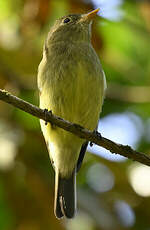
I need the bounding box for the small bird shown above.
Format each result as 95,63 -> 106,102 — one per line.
37,8 -> 106,219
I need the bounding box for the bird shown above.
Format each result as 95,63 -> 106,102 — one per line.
37,8 -> 106,219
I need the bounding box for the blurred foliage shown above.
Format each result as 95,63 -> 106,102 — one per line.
0,0 -> 150,229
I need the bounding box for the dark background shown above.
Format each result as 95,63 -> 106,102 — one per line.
0,0 -> 150,229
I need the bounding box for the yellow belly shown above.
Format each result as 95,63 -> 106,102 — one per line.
38,43 -> 105,177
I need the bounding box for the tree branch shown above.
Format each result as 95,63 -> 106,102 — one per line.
0,88 -> 150,166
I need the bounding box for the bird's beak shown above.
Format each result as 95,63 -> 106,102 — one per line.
81,8 -> 100,22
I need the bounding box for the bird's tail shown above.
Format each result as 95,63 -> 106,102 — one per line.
54,169 -> 76,219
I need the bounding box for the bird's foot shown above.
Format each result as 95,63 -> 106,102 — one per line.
90,130 -> 102,147
44,109 -> 53,125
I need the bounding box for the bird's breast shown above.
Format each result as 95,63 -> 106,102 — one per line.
38,42 -> 104,131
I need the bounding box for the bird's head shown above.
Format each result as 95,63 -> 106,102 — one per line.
46,9 -> 99,45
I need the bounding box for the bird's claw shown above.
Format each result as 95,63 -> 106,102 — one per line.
95,130 -> 102,138
90,141 -> 93,147
44,109 -> 52,125
90,130 -> 102,147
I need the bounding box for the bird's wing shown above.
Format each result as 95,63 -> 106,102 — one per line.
76,141 -> 88,172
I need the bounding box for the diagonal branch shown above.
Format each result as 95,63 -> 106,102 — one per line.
0,88 -> 150,166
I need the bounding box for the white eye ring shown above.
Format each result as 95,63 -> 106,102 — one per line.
63,18 -> 71,23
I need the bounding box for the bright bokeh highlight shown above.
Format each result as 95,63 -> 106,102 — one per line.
128,163 -> 150,197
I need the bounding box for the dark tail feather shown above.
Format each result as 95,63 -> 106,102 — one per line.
54,170 -> 76,219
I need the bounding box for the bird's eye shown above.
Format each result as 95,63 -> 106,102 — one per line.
63,18 -> 71,23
